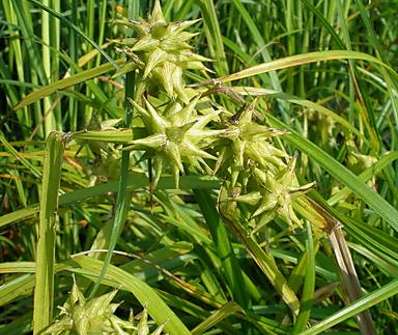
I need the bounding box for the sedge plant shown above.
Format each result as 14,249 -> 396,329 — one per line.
2,1 -> 398,335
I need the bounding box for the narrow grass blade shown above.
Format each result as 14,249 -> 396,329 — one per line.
300,279 -> 398,335
194,190 -> 249,308
14,59 -> 125,110
88,59 -> 136,297
217,50 -> 397,83
0,131 -> 41,178
0,175 -> 220,230
26,0 -> 116,68
292,222 -> 315,333
0,207 -> 39,229
0,274 -> 35,307
33,131 -> 64,334
198,0 -> 229,75
191,302 -> 241,335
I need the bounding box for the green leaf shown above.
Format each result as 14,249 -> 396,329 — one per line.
194,190 -> 249,308
218,50 -> 397,83
300,279 -> 398,335
26,0 -> 117,68
191,302 -> 242,335
33,131 -> 64,334
0,174 -> 220,230
14,59 -> 125,110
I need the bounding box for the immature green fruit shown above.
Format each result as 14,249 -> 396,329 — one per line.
214,99 -> 287,183
115,0 -> 210,102
44,281 -> 166,335
127,97 -> 225,188
240,158 -> 315,232
43,282 -> 132,335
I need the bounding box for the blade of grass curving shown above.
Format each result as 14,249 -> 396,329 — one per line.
14,59 -> 125,110
0,175 -> 220,230
216,50 -> 397,83
300,278 -> 398,335
33,131 -> 64,334
191,302 -> 242,335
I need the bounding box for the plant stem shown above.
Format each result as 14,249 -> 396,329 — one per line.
33,131 -> 64,334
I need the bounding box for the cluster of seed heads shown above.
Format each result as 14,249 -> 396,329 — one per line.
63,2 -> 317,333
114,0 -> 210,103
111,1 -> 315,232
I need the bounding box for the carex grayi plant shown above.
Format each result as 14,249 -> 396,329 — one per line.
99,3 -> 375,333
106,0 -> 315,236
5,0 -> 381,334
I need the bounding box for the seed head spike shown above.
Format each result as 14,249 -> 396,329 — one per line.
150,0 -> 166,24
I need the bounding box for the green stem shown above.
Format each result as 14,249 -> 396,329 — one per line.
33,131 -> 64,334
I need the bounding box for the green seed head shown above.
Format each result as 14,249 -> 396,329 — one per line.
115,1 -> 208,102
44,281 -> 165,335
127,98 -> 223,188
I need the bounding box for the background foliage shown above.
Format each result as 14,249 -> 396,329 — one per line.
1,0 -> 398,334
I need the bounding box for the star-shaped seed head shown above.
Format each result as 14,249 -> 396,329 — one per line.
115,0 -> 210,102
126,97 -> 225,188
43,281 -> 167,335
232,157 -> 315,233
214,99 -> 287,182
43,281 -> 133,335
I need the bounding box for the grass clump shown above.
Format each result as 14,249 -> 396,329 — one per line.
1,1 -> 398,335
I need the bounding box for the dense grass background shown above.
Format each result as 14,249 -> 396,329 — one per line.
1,0 -> 398,334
